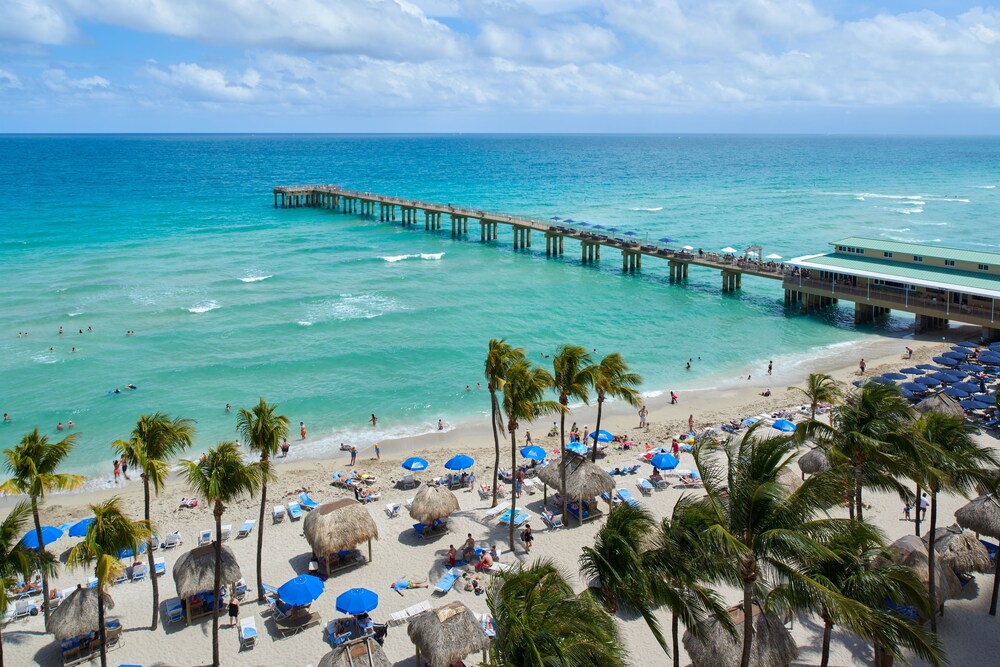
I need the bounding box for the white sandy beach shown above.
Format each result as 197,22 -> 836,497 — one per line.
4,330 -> 1000,667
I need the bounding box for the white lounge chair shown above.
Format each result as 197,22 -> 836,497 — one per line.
401,473 -> 416,489
487,561 -> 515,575
198,529 -> 212,546
273,505 -> 286,523
240,615 -> 257,649
404,497 -> 415,509
131,563 -> 148,581
385,503 -> 400,518
220,524 -> 232,541
237,519 -> 256,538
388,600 -> 432,626
154,557 -> 166,576
483,501 -> 511,521
161,531 -> 182,549
13,599 -> 36,620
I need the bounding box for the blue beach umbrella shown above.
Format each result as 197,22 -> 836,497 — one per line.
550,216 -> 561,221
68,517 -> 95,538
520,446 -> 546,461
942,351 -> 967,360
278,575 -> 325,606
624,231 -> 639,237
444,454 -> 475,471
953,382 -> 980,393
956,341 -> 979,348
851,381 -> 861,387
958,364 -> 985,373
932,356 -> 958,367
916,364 -> 941,371
588,429 -> 614,443
990,342 -> 1000,351
980,354 -> 1000,365
881,372 -> 907,381
869,377 -> 894,385
772,419 -> 797,433
900,389 -> 914,399
592,224 -> 605,230
915,377 -> 941,387
335,587 -> 378,615
930,372 -> 960,383
402,457 -> 428,471
961,399 -> 991,410
658,237 -> 673,243
900,367 -> 925,375
942,387 -> 970,398
575,221 -> 588,226
21,526 -> 63,549
566,442 -> 589,456
951,346 -> 972,355
650,453 -> 680,470
901,382 -> 927,392
117,543 -> 147,560
606,227 -> 621,232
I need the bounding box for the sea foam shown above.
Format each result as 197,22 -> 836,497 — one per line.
381,253 -> 445,262
629,206 -> 664,212
240,275 -> 273,283
188,301 -> 219,314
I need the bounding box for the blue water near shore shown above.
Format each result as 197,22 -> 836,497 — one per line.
0,135 -> 997,476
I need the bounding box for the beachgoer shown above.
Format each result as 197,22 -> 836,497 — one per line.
373,443 -> 380,460
465,385 -> 470,391
225,403 -> 230,413
670,391 -> 678,404
685,361 -> 691,371
121,460 -> 129,480
113,459 -> 121,482
859,359 -> 866,375
438,419 -> 444,431
87,326 -> 92,332
521,523 -> 533,554
300,421 -> 306,439
58,326 -> 63,335
67,420 -> 74,428
370,413 -> 377,427
57,422 -> 64,431
71,347 -> 76,353
350,446 -> 357,466
639,405 -> 648,428
582,425 -> 590,442
280,440 -> 290,457
462,533 -> 476,560
524,430 -> 532,445
919,493 -> 929,520
515,469 -> 525,498
767,360 -> 773,375
688,414 -> 694,431
3,413 -> 9,422
671,440 -> 680,457
228,597 -> 239,627
490,544 -> 499,561
903,502 -> 912,521
477,550 -> 494,571
904,346 -> 913,359
447,545 -> 457,567
391,579 -> 428,596
477,383 -> 481,390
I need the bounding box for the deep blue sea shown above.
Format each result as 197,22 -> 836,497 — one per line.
0,135 -> 997,476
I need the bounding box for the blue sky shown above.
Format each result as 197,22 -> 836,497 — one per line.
1,1 -> 998,133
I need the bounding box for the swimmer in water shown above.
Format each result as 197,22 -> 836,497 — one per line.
67,420 -> 74,428
57,422 -> 64,430
126,384 -> 137,390
113,388 -> 121,394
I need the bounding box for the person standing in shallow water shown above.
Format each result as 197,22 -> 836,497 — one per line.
300,421 -> 307,439
370,413 -> 377,427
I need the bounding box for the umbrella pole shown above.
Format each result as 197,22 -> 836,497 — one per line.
990,550 -> 1000,616
368,538 -> 372,563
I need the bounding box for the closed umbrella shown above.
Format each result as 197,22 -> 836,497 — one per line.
916,377 -> 941,387
520,446 -> 546,461
68,518 -> 95,538
278,574 -> 325,606
772,419 -> 796,433
900,367 -> 925,375
444,455 -> 474,471
882,372 -> 907,381
402,457 -> 428,471
588,429 -> 614,443
650,453 -> 680,470
335,588 -> 378,615
22,526 -> 63,549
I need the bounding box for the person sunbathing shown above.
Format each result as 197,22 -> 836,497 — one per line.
476,551 -> 494,571
649,469 -> 663,483
391,578 -> 429,596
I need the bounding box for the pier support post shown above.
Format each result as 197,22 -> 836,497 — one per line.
983,326 -> 1000,343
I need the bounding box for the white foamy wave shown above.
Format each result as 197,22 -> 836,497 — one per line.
380,253 -> 445,262
291,422 -> 451,460
854,196 -> 865,201
67,310 -> 83,317
297,320 -> 313,327
240,275 -> 273,283
878,228 -> 910,233
306,294 -> 406,323
912,221 -> 948,226
641,390 -> 664,398
879,234 -> 941,243
629,206 -> 664,212
882,207 -> 923,215
975,185 -> 995,189
924,197 -> 970,203
902,200 -> 925,206
32,352 -> 57,364
420,253 -> 444,260
825,191 -> 925,200
188,301 -> 219,314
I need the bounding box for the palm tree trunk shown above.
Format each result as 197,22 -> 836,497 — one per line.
0,618 -> 5,667
490,392 -> 501,508
31,497 -> 51,624
913,484 -> 922,537
256,464 -> 268,602
212,504 -> 223,667
848,467 -> 856,520
671,611 -> 679,667
592,398 -> 604,463
927,490 -> 938,633
509,428 -> 517,551
855,464 -> 864,521
144,476 -> 159,630
97,589 -> 107,667
820,614 -> 833,667
559,398 -> 568,526
739,579 -> 754,667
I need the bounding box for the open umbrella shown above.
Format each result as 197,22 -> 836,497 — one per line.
958,364 -> 985,373
336,587 -> 378,615
956,341 -> 979,348
900,367 -> 925,375
933,356 -> 958,367
942,387 -> 970,399
683,245 -> 694,251
592,224 -> 605,230
549,216 -> 561,221
772,419 -> 796,433
658,237 -> 673,243
574,221 -> 588,226
951,346 -> 972,354
650,453 -> 680,470
520,445 -> 546,461
882,372 -> 907,381
961,399 -> 991,410
953,382 -> 980,393
402,457 -> 428,471
22,526 -> 63,549
606,227 -> 621,232
278,574 -> 325,606
444,455 -> 474,471
916,364 -> 941,371
588,429 -> 614,443
765,253 -> 783,259
564,218 -> 575,223
68,517 -> 95,538
942,351 -> 967,360
931,372 -> 960,383
721,247 -> 738,253
916,377 -> 941,387
981,354 -> 1000,365
624,231 -> 639,237
116,543 -> 147,560
566,442 -> 589,456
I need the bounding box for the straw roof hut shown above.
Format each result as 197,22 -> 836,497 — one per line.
406,601 -> 490,667
682,601 -> 797,667
409,484 -> 460,524
955,494 -> 1000,539
317,638 -> 392,667
915,393 -> 964,417
878,535 -> 961,610
303,499 -> 379,575
797,447 -> 830,477
46,586 -> 114,640
776,467 -> 802,494
923,524 -> 992,575
537,456 -> 615,521
173,544 -> 242,625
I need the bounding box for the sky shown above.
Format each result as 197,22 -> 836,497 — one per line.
1,1 -> 999,133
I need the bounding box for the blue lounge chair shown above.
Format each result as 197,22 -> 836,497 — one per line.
498,508 -> 525,525
434,568 -> 462,594
299,492 -> 319,510
637,479 -> 654,496
616,488 -> 640,508
154,557 -> 166,576
413,519 -> 445,539
287,502 -> 303,521
981,539 -> 998,561
237,519 -> 255,538
166,599 -> 184,623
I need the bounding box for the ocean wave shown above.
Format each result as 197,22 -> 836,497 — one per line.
629,206 -> 663,212
32,352 -> 57,364
188,300 -> 219,314
297,321 -> 313,327
878,228 -> 910,233
380,253 -> 445,262
67,310 -> 83,317
912,221 -> 948,226
306,294 -> 406,322
924,197 -> 970,203
240,275 -> 273,283
974,185 -> 995,189
879,207 -> 923,215
879,234 -> 941,243
826,191 -> 925,201
293,422 -> 452,460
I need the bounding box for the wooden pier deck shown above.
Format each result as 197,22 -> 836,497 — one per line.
273,184 -> 786,292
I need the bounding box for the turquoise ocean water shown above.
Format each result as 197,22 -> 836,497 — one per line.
0,135 -> 997,478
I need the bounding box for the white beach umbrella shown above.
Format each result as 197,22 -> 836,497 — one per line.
766,253 -> 783,259
682,245 -> 694,251
721,247 -> 738,253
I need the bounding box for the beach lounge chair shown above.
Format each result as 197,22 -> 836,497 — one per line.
404,497 -> 415,509
262,583 -> 279,600
237,519 -> 255,538
616,488 -> 640,508
131,563 -> 148,581
197,529 -> 212,546
272,505 -> 286,523
637,479 -> 653,496
239,615 -> 257,649
413,519 -> 447,539
12,599 -> 36,620
483,501 -> 511,521
154,557 -> 166,576
87,576 -> 99,588
385,503 -> 400,518
274,611 -> 321,637
287,502 -> 302,520
541,509 -> 563,529
980,539 -> 998,561
161,531 -> 181,549
499,508 -> 528,526
401,473 -> 416,489
234,578 -> 248,600
299,492 -> 319,510
220,524 -> 232,541
433,568 -> 462,595
486,561 -> 515,575
388,600 -> 432,626
179,497 -> 198,508
166,599 -> 184,624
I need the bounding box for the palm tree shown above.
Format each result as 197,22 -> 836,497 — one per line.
487,560 -> 628,667
788,372 -> 841,421
802,382 -> 913,520
111,412 -> 194,630
235,398 -> 289,603
551,344 -> 594,524
66,497 -> 151,667
907,412 -> 999,633
500,359 -> 561,549
485,339 -> 524,508
0,429 -> 84,622
589,354 -> 642,462
180,441 -> 269,667
0,501 -> 53,667
767,522 -> 944,667
689,426 -> 856,667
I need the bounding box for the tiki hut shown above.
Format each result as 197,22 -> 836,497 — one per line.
797,447 -> 830,478
923,524 -> 992,575
776,467 -> 802,494
682,601 -> 797,667
955,494 -> 1000,615
46,585 -> 114,640
173,544 -> 242,625
878,534 -> 960,615
409,484 -> 460,525
536,456 -> 615,523
915,393 -> 964,417
303,499 -> 379,576
406,601 -> 490,667
317,638 -> 392,667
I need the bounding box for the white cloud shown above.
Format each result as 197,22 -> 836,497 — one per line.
144,62 -> 258,102
42,68 -> 110,92
0,67 -> 22,88
0,0 -> 75,44
477,22 -> 617,63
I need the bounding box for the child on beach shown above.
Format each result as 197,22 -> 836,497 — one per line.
903,502 -> 912,521
113,459 -> 120,483
300,421 -> 306,439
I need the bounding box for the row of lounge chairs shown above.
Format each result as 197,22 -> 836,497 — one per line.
60,621 -> 123,666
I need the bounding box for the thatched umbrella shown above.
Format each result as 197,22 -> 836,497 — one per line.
303,499 -> 379,576
915,393 -> 964,417
409,484 -> 459,525
46,586 -> 114,640
776,467 -> 802,494
878,535 -> 959,616
797,447 -> 830,478
682,601 -> 797,667
536,456 -> 615,522
317,638 -> 392,667
923,524 -> 992,575
956,494 -> 1000,615
173,544 -> 242,625
407,601 -> 490,667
